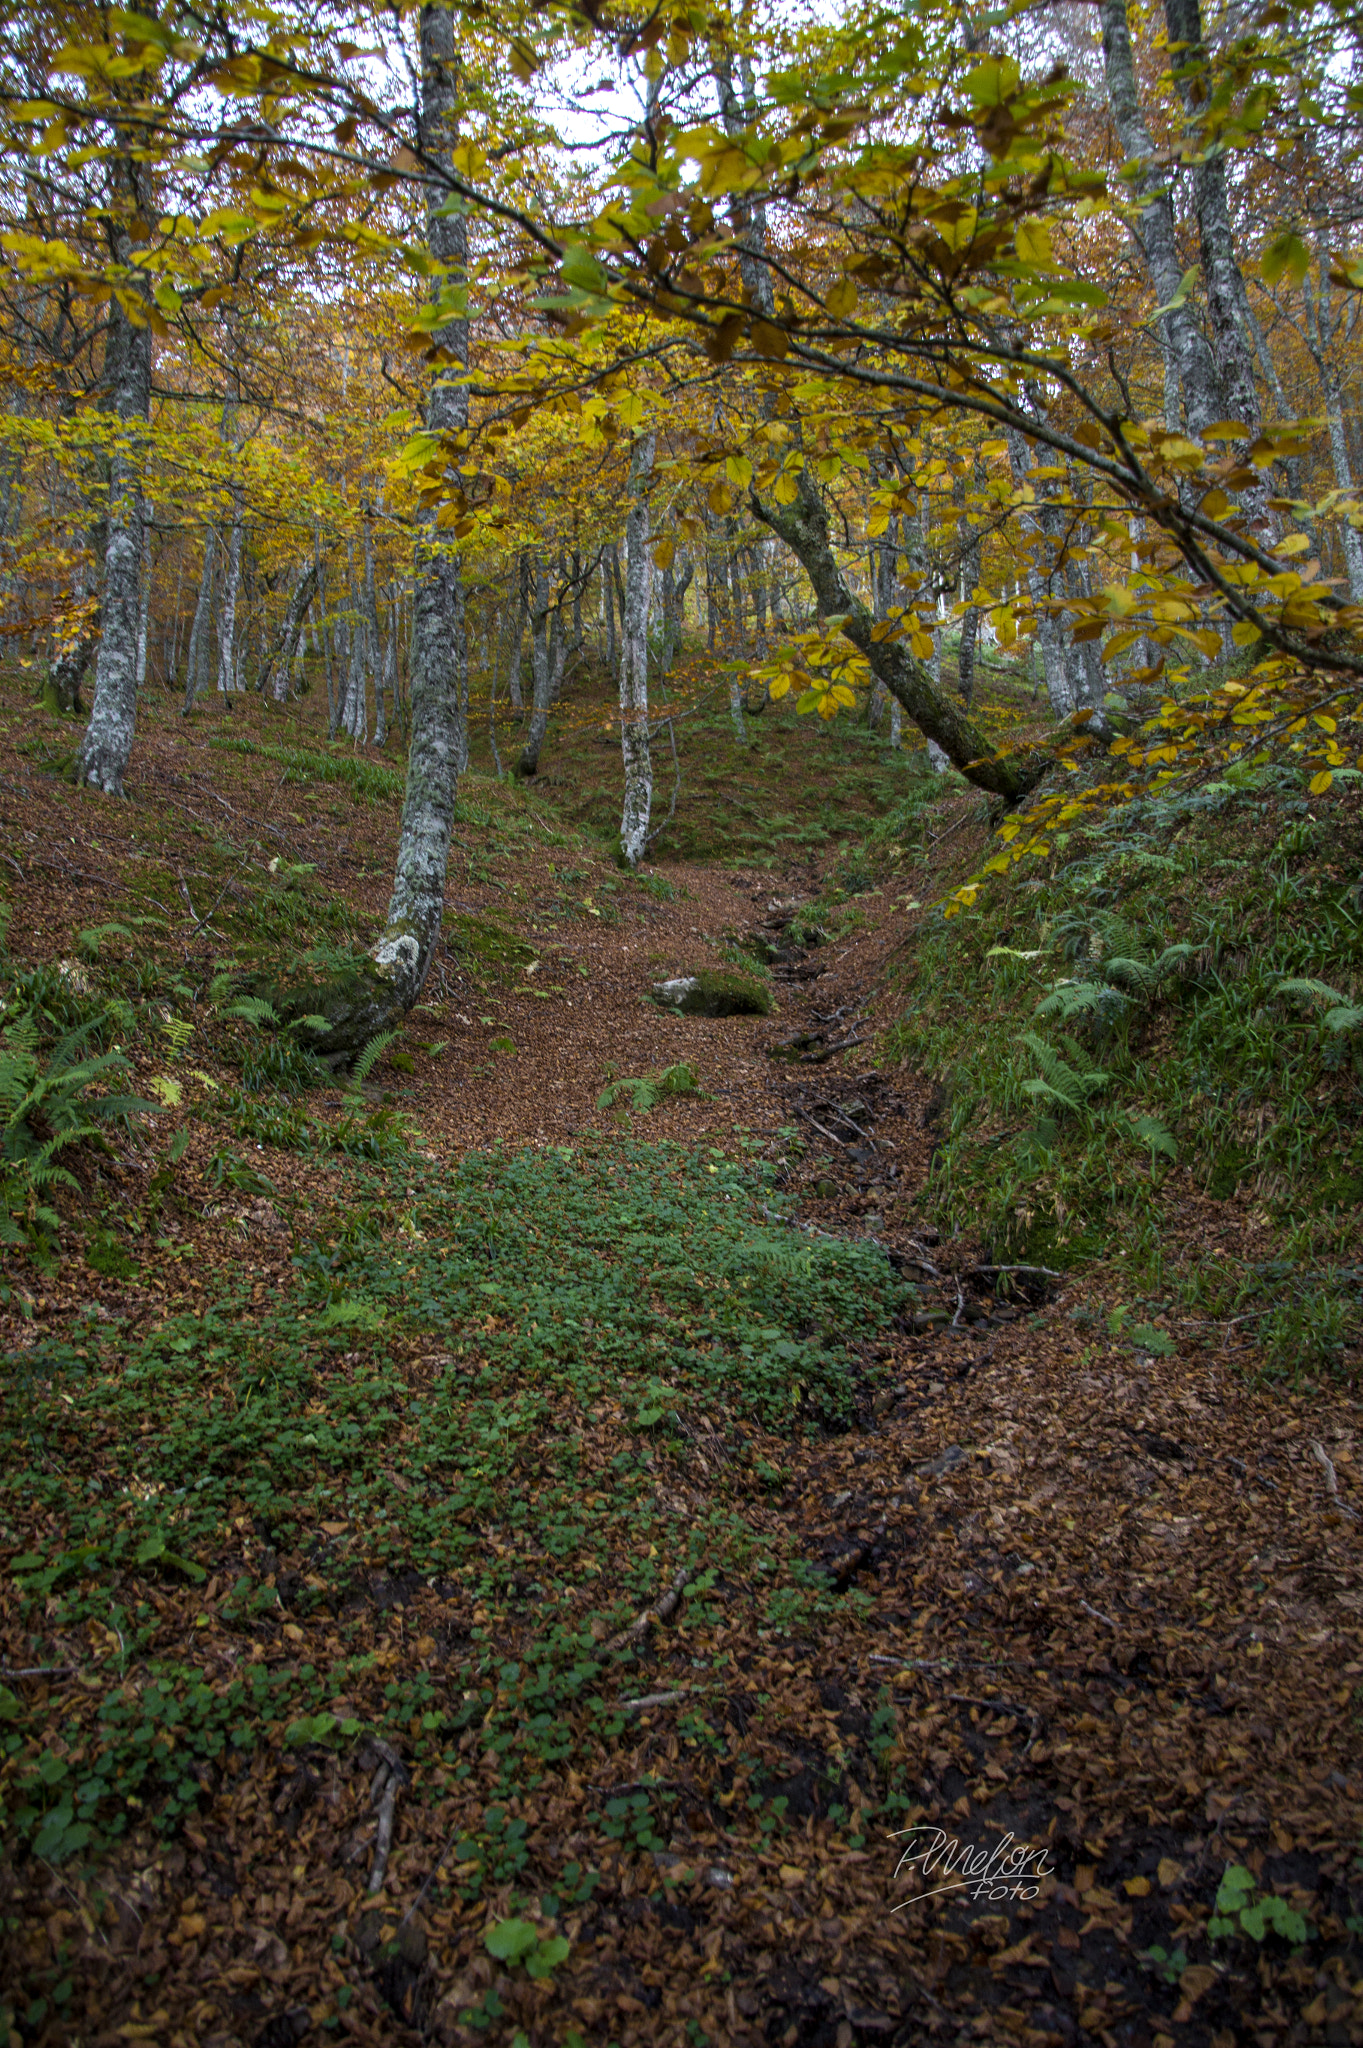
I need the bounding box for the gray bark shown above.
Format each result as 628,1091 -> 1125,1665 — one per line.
261,558 -> 321,704
1099,0 -> 1225,439
216,489 -> 244,696
75,242 -> 153,793
619,432 -> 655,866
1301,256 -> 1363,602
517,555 -> 554,775
368,0 -> 470,1020
135,505 -> 151,690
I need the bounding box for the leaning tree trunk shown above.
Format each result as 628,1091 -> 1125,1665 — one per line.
74,248 -> 152,794
261,557 -> 321,704
618,432 -> 655,866
752,472 -> 1055,800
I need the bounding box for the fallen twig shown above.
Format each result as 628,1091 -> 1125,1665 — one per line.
1226,1454 -> 1279,1492
1079,1598 -> 1120,1632
0,1664 -> 76,1679
1311,1439 -> 1358,1518
967,1263 -> 1063,1282
367,1770 -> 400,1896
805,1114 -> 849,1150
618,1689 -> 687,1711
603,1565 -> 692,1655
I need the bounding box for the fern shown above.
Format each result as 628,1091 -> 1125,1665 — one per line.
350,1030 -> 397,1085
161,1016 -> 194,1057
220,995 -> 280,1029
0,1021 -> 161,1252
1277,978 -> 1363,1033
598,1062 -> 702,1115
1019,1031 -> 1110,1115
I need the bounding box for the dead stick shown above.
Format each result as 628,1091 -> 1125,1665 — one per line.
367,1771 -> 399,1896
603,1566 -> 692,1655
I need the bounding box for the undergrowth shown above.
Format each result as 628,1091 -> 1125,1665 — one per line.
0,1141 -> 908,1865
876,766 -> 1363,1380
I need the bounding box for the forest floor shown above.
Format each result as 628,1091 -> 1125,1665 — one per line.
0,673 -> 1360,2048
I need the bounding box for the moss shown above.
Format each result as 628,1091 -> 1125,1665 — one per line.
657,970 -> 774,1018
446,911 -> 538,970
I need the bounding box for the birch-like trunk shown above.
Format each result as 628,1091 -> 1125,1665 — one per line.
517,555 -> 554,775
618,431 -> 655,867
75,239 -> 152,794
1098,0 -> 1224,440
343,0 -> 471,1028
216,490 -> 243,696
1302,257 -> 1363,602
135,503 -> 151,691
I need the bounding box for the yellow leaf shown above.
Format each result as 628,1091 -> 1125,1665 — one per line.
1015,218 -> 1052,267
1124,1876 -> 1150,1897
708,481 -> 736,516
1312,713 -> 1336,732
830,684 -> 858,708
768,675 -> 792,698
726,453 -> 753,489
1231,621 -> 1259,646
651,535 -> 675,570
1157,1858 -> 1184,1888
826,277 -> 858,320
1309,769 -> 1334,794
1276,533 -> 1311,556
509,41 -> 537,83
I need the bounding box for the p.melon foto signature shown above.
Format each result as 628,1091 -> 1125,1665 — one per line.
889,1825 -> 1055,1907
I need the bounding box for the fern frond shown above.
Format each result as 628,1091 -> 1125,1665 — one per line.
350,1030 -> 397,1085
221,995 -> 280,1029
1277,977 -> 1347,1007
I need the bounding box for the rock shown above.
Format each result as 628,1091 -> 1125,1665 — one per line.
651,971 -> 773,1018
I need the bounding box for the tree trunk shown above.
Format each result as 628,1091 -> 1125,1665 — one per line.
363,0 -> 470,1028
509,553 -> 528,711
261,558 -> 321,704
752,473 -> 1053,800
216,489 -> 244,697
517,555 -> 554,775
75,251 -> 152,793
135,503 -> 151,691
1098,0 -> 1225,439
618,432 -> 655,866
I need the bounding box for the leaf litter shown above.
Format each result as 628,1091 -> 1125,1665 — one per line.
0,703 -> 1359,2048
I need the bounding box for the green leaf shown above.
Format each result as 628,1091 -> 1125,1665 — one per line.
560,244 -> 608,294
525,1935 -> 570,1979
1262,229 -> 1309,290
485,1917 -> 540,1963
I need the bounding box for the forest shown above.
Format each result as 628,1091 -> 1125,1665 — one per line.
0,0 -> 1361,2043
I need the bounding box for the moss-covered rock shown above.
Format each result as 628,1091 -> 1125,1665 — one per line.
250,957 -> 399,1059
652,971 -> 774,1018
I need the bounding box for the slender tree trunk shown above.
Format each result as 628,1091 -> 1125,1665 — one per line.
619,432 -> 655,866
1098,0 -> 1225,440
510,553 -> 528,711
75,216 -> 153,793
135,503 -> 151,691
216,489 -> 244,697
517,555 -> 554,775
1302,258 -> 1363,602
